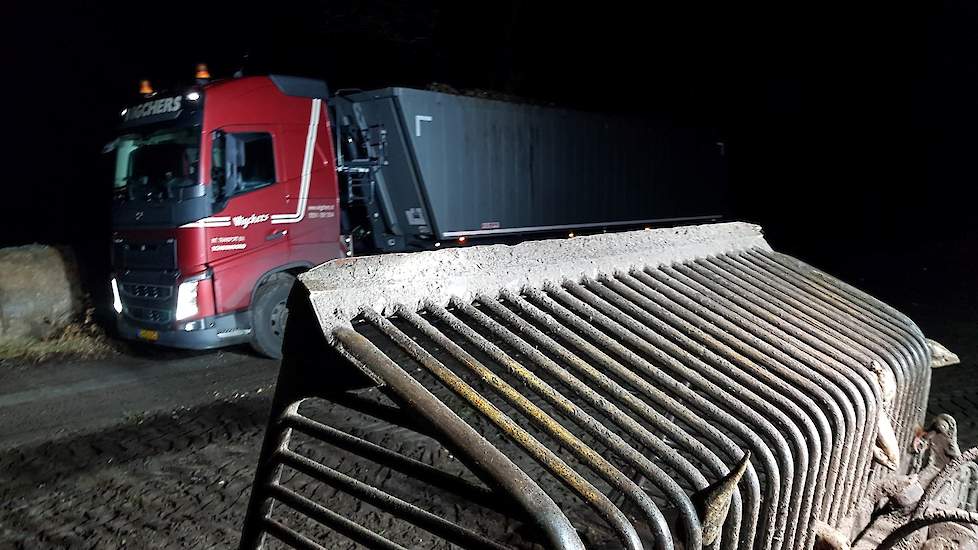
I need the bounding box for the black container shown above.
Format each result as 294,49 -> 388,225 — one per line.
334,87 -> 727,247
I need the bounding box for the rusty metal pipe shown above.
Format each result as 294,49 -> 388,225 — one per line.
503,289 -> 746,550
675,261 -> 880,522
277,448 -> 512,550
624,269 -> 848,524
481,293 -> 711,493
456,297 -> 703,548
565,280 -> 804,550
597,274 -> 828,548
425,302 -> 676,550
265,484 -> 407,550
333,326 -> 587,550
651,265 -> 870,526
531,286 -> 775,549
522,286 -> 760,549
359,313 -> 642,550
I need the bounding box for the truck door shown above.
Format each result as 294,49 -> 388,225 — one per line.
206,124 -> 291,313
280,108 -> 342,266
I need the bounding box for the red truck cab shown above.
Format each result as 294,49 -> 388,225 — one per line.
109,75 -> 343,357
108,72 -> 729,358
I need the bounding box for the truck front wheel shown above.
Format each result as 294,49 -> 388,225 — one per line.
250,273 -> 295,359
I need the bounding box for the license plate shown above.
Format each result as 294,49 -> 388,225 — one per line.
138,329 -> 160,341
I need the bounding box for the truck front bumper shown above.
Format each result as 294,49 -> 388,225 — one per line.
116,311 -> 252,350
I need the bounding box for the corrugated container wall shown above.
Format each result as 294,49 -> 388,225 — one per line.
342,88 -> 728,241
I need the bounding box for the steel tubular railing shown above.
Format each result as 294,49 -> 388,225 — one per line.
239,230 -> 932,550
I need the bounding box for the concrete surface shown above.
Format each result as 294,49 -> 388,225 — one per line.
301,222 -> 770,338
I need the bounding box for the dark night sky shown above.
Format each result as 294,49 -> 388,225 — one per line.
2,1 -> 977,299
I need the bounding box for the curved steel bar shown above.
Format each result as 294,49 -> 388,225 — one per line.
758,250 -> 931,439
761,250 -> 925,342
481,293 -> 711,492
522,286 -> 760,550
745,249 -> 931,447
737,252 -> 918,390
598,274 -> 827,548
333,326 -> 587,550
675,260 -> 882,518
537,286 -> 782,549
653,264 -> 873,526
624,269 -> 849,524
371,309 -> 646,550
566,279 -> 804,550
448,299 -> 687,548
502,289 -> 745,550
694,256 -> 887,512
742,250 -> 923,373
723,252 -> 917,451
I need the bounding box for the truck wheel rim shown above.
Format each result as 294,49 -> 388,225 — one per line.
270,301 -> 288,338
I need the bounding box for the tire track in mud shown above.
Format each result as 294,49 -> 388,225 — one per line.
0,393 -> 523,550
0,399 -> 270,549
1,364 -> 976,549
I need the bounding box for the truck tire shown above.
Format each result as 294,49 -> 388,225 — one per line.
250,273 -> 295,359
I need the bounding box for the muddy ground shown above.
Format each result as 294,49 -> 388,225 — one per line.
0,360 -> 974,550
0,235 -> 975,549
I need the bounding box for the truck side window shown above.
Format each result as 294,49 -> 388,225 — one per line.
231,132 -> 276,193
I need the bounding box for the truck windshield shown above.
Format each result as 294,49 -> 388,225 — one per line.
113,128 -> 201,201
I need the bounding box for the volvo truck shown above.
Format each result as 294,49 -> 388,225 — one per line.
107,70 -> 726,357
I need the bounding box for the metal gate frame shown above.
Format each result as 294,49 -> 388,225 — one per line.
238,222 -> 939,550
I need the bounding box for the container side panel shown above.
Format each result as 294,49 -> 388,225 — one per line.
349,95 -> 433,236
356,88 -> 727,239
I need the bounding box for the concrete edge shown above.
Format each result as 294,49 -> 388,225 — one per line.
298,222 -> 771,339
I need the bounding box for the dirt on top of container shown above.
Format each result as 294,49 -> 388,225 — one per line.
426,82 -> 556,107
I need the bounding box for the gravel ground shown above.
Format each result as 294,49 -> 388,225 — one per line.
0,398 -> 270,549
0,391 -> 543,550
926,364 -> 978,450
0,361 -> 973,550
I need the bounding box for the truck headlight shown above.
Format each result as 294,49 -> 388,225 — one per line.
175,279 -> 201,321
111,278 -> 123,314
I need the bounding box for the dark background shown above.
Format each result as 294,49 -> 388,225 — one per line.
1,1 -> 975,355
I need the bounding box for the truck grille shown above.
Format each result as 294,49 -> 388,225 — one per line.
122,283 -> 173,300
127,306 -> 172,325
112,238 -> 177,270
239,223 -> 931,550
